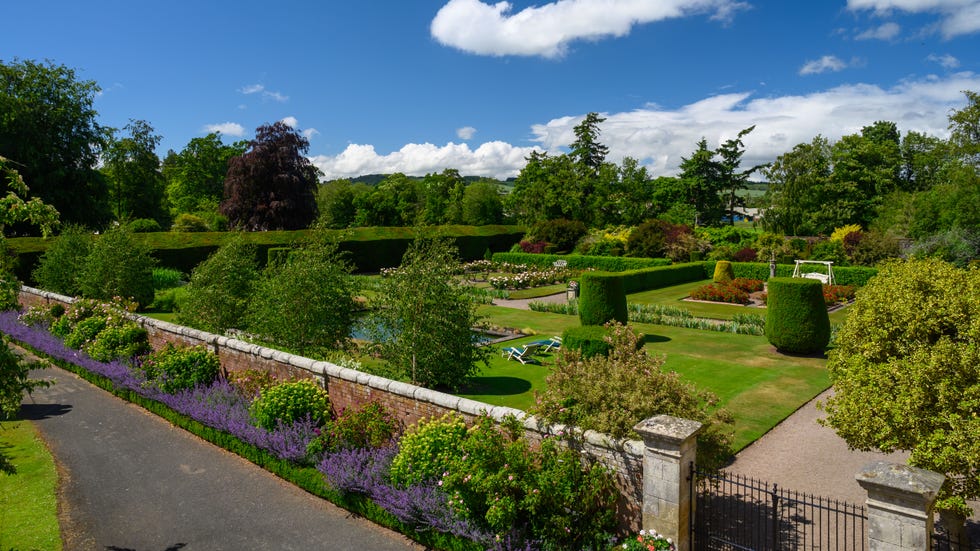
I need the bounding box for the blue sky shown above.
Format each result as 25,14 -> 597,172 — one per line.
3,0 -> 980,180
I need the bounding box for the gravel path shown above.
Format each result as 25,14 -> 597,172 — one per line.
491,291 -> 568,310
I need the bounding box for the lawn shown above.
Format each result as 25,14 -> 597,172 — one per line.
464,305 -> 830,453
628,279 -> 852,324
0,419 -> 61,550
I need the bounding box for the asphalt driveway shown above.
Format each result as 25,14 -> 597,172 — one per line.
22,366 -> 420,551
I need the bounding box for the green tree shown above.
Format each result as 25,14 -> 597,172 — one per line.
678,138 -> 724,227
177,234 -> 259,333
247,233 -> 358,356
616,157 -> 654,226
419,169 -> 464,225
717,125 -> 766,226
0,336 -> 50,420
78,226 -> 156,309
822,258 -> 980,522
569,112 -> 609,180
33,224 -> 92,296
763,136 -> 833,235
461,181 -> 504,225
354,173 -> 420,227
369,235 -> 488,390
162,132 -> 247,217
316,179 -> 367,228
948,90 -> 980,167
506,151 -> 581,225
220,121 -> 320,231
102,119 -> 167,225
0,59 -> 111,229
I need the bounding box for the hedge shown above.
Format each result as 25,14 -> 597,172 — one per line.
578,273 -> 628,326
615,263 -> 710,294
8,225 -> 525,281
701,261 -> 878,287
561,325 -> 612,358
491,252 -> 671,272
765,277 -> 830,354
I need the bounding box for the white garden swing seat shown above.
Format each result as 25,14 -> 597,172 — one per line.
792,260 -> 835,286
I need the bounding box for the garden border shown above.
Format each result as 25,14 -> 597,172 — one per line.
17,285 -> 646,532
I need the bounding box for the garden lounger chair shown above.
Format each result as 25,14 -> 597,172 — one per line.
531,336 -> 562,352
501,343 -> 541,364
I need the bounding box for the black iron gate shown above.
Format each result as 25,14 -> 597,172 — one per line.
690,463 -> 867,551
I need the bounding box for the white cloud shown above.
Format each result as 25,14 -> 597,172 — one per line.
799,55 -> 849,75
847,0 -> 980,38
927,53 -> 960,67
302,128 -> 320,140
311,141 -> 540,180
239,83 -> 289,102
430,0 -> 749,58
202,122 -> 246,137
280,116 -> 299,128
855,21 -> 901,39
309,73 -> 980,181
457,126 -> 477,140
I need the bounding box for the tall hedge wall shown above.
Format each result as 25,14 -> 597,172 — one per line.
8,225 -> 525,282
765,277 -> 830,354
491,252 -> 671,272
578,273 -> 628,326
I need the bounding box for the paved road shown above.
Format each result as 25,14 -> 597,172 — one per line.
22,366 -> 421,551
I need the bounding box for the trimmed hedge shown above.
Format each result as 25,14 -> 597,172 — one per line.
702,261 -> 878,287
617,263 -> 710,294
578,273 -> 628,326
561,325 -> 612,358
9,225 -> 525,281
491,252 -> 671,272
765,277 -> 830,354
713,260 -> 734,283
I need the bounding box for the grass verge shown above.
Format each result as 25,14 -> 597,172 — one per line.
0,419 -> 61,551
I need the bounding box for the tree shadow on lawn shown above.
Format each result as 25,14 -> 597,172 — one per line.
0,441 -> 15,474
641,334 -> 671,344
463,376 -> 532,396
20,402 -> 73,420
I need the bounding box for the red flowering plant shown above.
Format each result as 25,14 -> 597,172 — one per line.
690,282 -> 750,304
822,284 -> 856,306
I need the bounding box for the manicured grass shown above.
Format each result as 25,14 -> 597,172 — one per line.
505,284 -> 567,300
0,420 -> 61,551
471,305 -> 830,453
628,278 -> 851,324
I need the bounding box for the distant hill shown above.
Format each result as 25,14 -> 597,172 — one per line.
339,174 -> 515,186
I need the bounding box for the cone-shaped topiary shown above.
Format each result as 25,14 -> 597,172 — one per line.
578,273 -> 627,326
713,260 -> 734,283
765,277 -> 830,354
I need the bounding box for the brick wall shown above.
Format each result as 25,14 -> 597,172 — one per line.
18,286 -> 643,530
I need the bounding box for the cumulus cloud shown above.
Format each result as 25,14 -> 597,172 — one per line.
202,122 -> 246,137
927,53 -> 960,67
239,83 -> 289,102
799,55 -> 850,75
309,73 -> 980,181
430,0 -> 749,58
280,116 -> 299,128
847,0 -> 980,38
855,21 -> 901,39
457,126 -> 477,140
280,117 -> 319,140
302,128 -> 320,140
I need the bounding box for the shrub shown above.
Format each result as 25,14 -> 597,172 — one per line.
78,226 -> 156,309
627,219 -> 669,258
765,277 -> 830,354
83,322 -> 150,362
250,379 -> 330,430
731,278 -> 764,293
529,218 -> 587,253
830,224 -> 862,243
171,213 -> 210,232
63,315 -> 108,350
822,284 -> 856,305
388,413 -> 468,487
578,272 -> 627,326
127,218 -> 162,233
534,324 -> 734,471
713,260 -> 734,283
561,325 -> 613,358
733,246 -> 758,262
227,368 -> 283,398
306,402 -> 399,459
150,286 -> 186,312
810,239 -> 848,266
141,343 -> 222,394
177,234 -> 259,334
32,225 -> 92,296
0,337 -> 51,420
518,240 -> 547,253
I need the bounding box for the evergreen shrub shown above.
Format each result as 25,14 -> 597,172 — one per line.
578,273 -> 627,326
561,325 -> 612,358
765,277 -> 830,354
713,260 -> 734,283
491,252 -> 670,272
141,343 -> 221,394
250,379 -> 330,430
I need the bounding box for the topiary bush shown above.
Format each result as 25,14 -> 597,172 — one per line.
713,260 -> 734,283
765,277 -> 830,354
561,325 -> 612,358
127,218 -> 162,233
578,273 -> 627,326
141,343 -> 221,394
250,379 -> 330,430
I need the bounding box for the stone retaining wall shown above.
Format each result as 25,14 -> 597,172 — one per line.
18,286 -> 643,529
